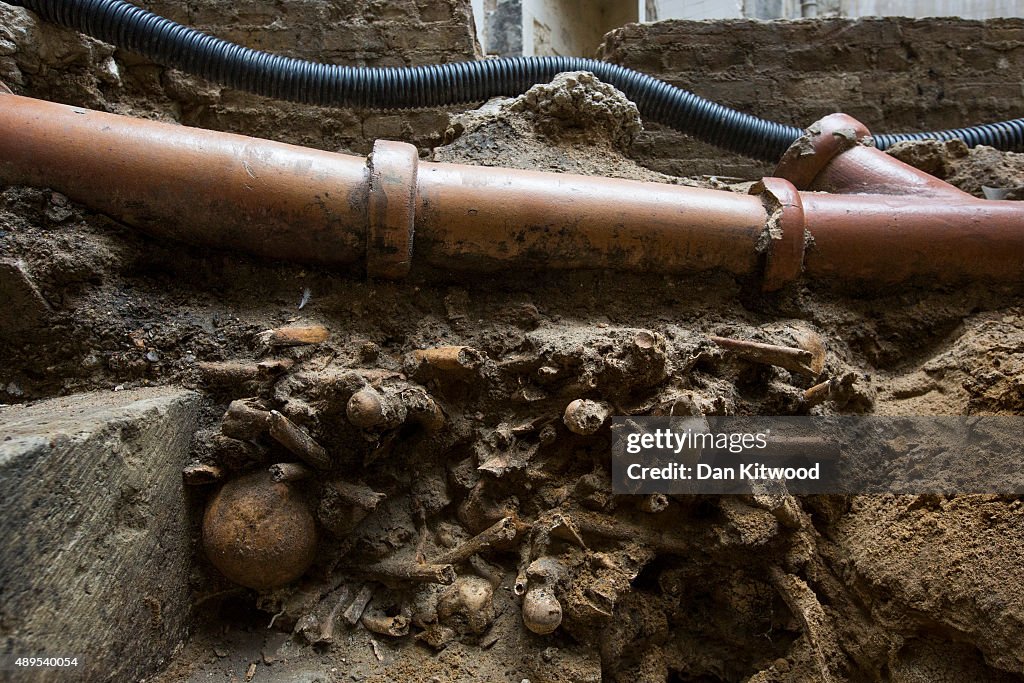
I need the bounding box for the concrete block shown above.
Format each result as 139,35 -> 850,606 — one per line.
0,386 -> 200,682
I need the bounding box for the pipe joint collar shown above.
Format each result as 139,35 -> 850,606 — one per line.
751,177 -> 806,292
367,139 -> 418,279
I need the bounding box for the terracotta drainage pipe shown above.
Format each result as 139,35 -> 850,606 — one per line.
0,91 -> 766,280
773,113 -> 1024,284
0,91 -> 1022,290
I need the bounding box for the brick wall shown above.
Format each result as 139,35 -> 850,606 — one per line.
138,0 -> 479,66
137,0 -> 481,154
600,17 -> 1024,177
2,0 -> 480,154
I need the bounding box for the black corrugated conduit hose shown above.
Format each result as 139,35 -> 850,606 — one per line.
7,0 -> 1024,161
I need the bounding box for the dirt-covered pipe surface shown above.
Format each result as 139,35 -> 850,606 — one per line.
0,91 -> 769,280
0,92 -> 369,266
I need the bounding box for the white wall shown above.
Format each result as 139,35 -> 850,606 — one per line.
647,0 -> 1024,18
523,0 -> 599,55
471,0 -> 486,51
522,0 -> 639,56
842,0 -> 1024,17
651,0 -> 744,19
644,0 -> 812,20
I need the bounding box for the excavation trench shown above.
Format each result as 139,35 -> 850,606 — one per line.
3,38 -> 1024,683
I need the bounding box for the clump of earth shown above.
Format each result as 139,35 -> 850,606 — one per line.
887,137 -> 1024,198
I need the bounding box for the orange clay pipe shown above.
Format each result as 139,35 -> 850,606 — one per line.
1,91 -> 1021,290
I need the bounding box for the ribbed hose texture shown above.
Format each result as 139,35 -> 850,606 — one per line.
8,0 -> 1024,160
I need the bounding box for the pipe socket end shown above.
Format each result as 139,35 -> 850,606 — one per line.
774,113 -> 872,189
367,140 -> 418,279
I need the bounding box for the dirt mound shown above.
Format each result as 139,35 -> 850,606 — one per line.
434,71 -> 731,188
510,70 -> 643,149
887,138 -> 1024,198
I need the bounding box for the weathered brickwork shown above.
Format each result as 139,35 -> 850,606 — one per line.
1,0 -> 479,154
600,18 -> 1024,176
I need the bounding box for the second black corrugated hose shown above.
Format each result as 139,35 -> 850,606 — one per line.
8,0 -> 1024,161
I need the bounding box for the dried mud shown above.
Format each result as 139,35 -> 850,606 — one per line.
2,8 -> 1024,683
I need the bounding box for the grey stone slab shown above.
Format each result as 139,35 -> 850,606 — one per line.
0,386 -> 200,682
